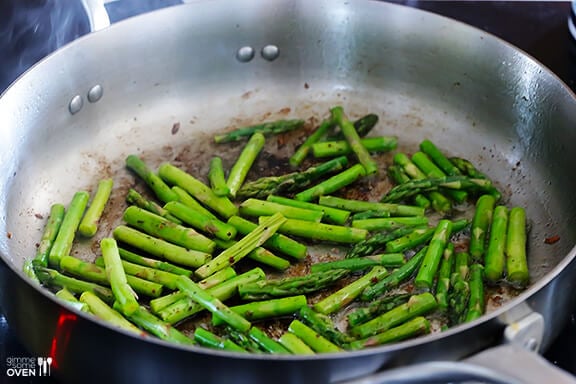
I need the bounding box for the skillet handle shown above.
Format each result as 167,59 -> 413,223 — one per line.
337,344 -> 576,384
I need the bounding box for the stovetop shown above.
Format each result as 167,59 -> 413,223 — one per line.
0,1 -> 575,383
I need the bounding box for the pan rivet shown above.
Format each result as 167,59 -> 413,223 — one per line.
524,338 -> 538,351
87,84 -> 103,103
261,45 -> 279,61
68,95 -> 83,115
236,46 -> 255,62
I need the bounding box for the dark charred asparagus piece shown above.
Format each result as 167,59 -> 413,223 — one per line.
214,119 -> 305,144
345,226 -> 420,259
347,294 -> 411,327
299,306 -> 354,347
78,178 -> 114,237
126,155 -> 178,203
126,188 -> 182,225
227,132 -> 265,198
238,269 -> 350,301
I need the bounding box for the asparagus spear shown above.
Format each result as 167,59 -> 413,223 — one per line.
506,207 -> 529,287
214,119 -> 304,144
350,210 -> 390,220
195,213 -> 286,279
290,118 -> 334,167
299,306 -> 354,347
412,151 -> 467,203
268,217 -> 368,244
48,191 -> 90,267
113,226 -> 210,268
414,220 -> 453,290
347,294 -> 411,327
419,140 -> 462,176
465,263 -> 485,322
163,201 -> 237,241
170,186 -> 218,220
484,205 -> 509,282
387,165 -> 431,209
101,238 -> 139,316
360,246 -> 428,301
349,317 -> 430,349
351,217 -> 429,231
212,295 -> 307,326
194,327 -> 245,352
331,113 -> 379,139
449,156 -> 502,200
384,227 -> 435,253
214,237 -> 290,271
33,203 -> 65,268
294,163 -> 366,202
239,198 -> 324,222
312,136 -> 398,158
278,332 -> 315,355
227,132 -> 265,198
266,195 -> 350,225
448,251 -> 471,325
314,266 -> 389,315
119,305 -> 195,345
123,205 -> 216,252
78,178 -> 114,237
118,248 -> 193,276
227,215 -> 307,260
469,194 -> 496,262
310,253 -> 405,273
351,293 -> 437,338
55,288 -> 90,312
94,256 -> 180,290
318,195 -> 425,217
435,243 -> 455,311
61,256 -> 163,298
158,162 -> 238,219
345,226 -> 421,259
80,292 -> 142,333
208,156 -> 230,197
176,275 -> 251,332
238,269 -> 349,301
236,156 -> 349,199
288,320 -> 343,353
331,106 -> 378,175
247,327 -> 291,354
126,188 -> 182,225
34,266 -> 114,303
126,155 -> 178,203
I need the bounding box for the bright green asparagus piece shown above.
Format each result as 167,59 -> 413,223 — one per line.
94,256 -> 180,290
312,136 -> 398,158
289,118 -> 334,167
125,188 -> 182,224
170,186 -> 218,220
195,213 -> 286,279
349,316 -> 430,349
351,292 -> 437,338
227,132 -> 265,198
214,119 -> 304,144
48,191 -> 90,267
278,332 -> 315,355
347,293 -> 411,327
414,220 -> 453,290
239,198 -> 324,222
34,266 -> 114,303
266,195 -> 350,225
55,288 -> 90,312
384,227 -> 435,253
119,305 -> 195,345
214,236 -> 290,271
299,306 -> 354,347
123,205 -> 216,252
33,203 -> 65,268
435,243 -> 455,311
236,156 -> 349,199
101,238 -> 139,316
311,253 -> 405,273
227,215 -> 307,260
318,195 -> 425,217
314,266 -> 388,315
213,295 -> 307,326
208,156 -> 230,197
465,263 -> 485,322
288,319 -> 343,353
331,106 -> 378,175
419,140 -> 461,176
345,226 -> 421,259
469,194 -> 496,262
268,217 -> 367,244
158,162 -> 238,219
126,155 -> 178,203
294,163 -> 366,202
484,205 -> 509,282
238,269 -> 349,301
60,256 -> 163,298
449,156 -> 502,200
80,292 -> 142,333
78,178 -> 114,237
113,226 -> 210,268
163,201 -> 237,241
360,246 -> 428,301
412,151 -> 467,203
194,327 -> 246,352
118,248 -> 192,276
351,216 -> 429,231
248,327 -> 291,354
506,207 -> 529,287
